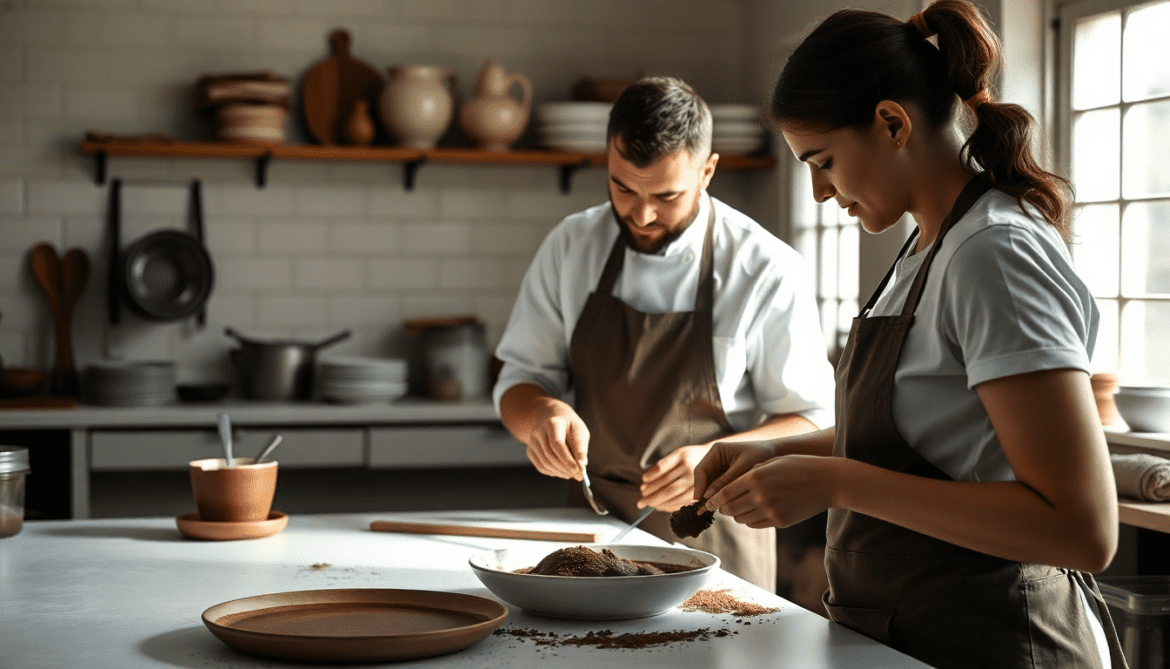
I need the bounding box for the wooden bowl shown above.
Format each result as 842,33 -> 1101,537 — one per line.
0,368 -> 49,398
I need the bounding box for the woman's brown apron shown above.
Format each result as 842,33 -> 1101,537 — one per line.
825,175 -> 1127,668
567,203 -> 776,591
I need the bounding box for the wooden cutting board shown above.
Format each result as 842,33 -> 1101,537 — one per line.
370,519 -> 601,543
0,395 -> 78,410
301,29 -> 384,145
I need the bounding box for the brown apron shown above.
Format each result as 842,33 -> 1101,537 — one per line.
567,201 -> 777,591
824,175 -> 1127,668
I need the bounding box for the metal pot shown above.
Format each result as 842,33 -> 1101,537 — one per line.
225,327 -> 351,401
404,317 -> 488,401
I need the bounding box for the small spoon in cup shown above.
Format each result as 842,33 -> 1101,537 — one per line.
216,412 -> 234,467
254,435 -> 282,463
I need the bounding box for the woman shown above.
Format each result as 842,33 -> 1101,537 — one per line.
693,1 -> 1127,667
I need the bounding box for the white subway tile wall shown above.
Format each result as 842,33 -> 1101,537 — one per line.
0,0 -> 758,384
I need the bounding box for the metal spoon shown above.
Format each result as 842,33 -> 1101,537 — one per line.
580,467 -> 608,516
254,434 -> 282,463
216,412 -> 233,467
611,506 -> 655,543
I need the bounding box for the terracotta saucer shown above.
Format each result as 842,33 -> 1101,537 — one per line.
176,511 -> 288,541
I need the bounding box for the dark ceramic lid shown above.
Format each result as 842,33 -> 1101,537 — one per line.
0,446 -> 30,474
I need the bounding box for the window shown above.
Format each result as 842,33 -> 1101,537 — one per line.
790,162 -> 859,364
1058,0 -> 1170,382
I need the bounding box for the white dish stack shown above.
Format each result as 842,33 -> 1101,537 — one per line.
710,104 -> 765,156
536,102 -> 612,153
317,356 -> 408,404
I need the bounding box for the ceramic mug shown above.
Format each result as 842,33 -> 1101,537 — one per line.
189,458 -> 278,522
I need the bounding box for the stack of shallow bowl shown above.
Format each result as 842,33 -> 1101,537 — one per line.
85,361 -> 176,407
710,104 -> 765,156
536,102 -> 611,153
317,356 -> 408,404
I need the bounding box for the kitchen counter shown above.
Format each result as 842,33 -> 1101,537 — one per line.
0,396 -> 501,429
0,507 -> 932,669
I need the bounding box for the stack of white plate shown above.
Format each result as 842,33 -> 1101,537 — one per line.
317,356 -> 408,404
536,102 -> 612,153
710,104 -> 765,156
85,361 -> 176,407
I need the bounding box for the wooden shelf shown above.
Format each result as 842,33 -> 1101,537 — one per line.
1119,500 -> 1170,534
79,139 -> 776,192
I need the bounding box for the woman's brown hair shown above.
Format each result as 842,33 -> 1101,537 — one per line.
769,0 -> 1073,239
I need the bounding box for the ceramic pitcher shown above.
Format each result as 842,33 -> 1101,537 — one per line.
379,65 -> 457,150
458,60 -> 532,151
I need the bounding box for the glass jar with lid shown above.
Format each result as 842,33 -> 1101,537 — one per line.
0,446 -> 30,538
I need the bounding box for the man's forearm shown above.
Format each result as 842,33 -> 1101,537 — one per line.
498,382 -> 561,445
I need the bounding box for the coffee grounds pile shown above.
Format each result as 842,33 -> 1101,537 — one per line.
680,588 -> 779,617
520,545 -> 696,577
670,501 -> 714,539
494,626 -> 732,650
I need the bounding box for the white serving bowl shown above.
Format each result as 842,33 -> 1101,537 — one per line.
469,543 -> 718,620
1114,385 -> 1170,433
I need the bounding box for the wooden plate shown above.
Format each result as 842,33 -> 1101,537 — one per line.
176,511 -> 287,541
202,588 -> 509,662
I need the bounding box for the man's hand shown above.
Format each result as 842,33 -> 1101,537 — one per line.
639,444 -> 711,512
525,399 -> 590,481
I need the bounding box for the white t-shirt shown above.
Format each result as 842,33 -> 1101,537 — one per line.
868,188 -> 1099,482
494,192 -> 836,433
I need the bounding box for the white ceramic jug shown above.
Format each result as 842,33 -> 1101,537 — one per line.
458,61 -> 532,151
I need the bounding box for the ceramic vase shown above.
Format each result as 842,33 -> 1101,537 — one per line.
343,99 -> 376,145
458,60 -> 532,151
379,65 -> 457,150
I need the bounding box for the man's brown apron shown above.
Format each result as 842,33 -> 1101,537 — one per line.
825,175 -> 1127,668
567,202 -> 776,590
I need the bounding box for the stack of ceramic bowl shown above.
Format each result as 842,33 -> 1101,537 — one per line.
85,361 -> 176,406
536,102 -> 612,153
317,356 -> 408,404
710,104 -> 765,156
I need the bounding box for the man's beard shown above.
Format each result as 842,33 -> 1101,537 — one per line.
611,194 -> 701,255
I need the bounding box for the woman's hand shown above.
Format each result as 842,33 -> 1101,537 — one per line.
692,440 -> 780,505
704,454 -> 840,529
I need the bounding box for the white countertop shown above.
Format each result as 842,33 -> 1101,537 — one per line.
0,507 -> 931,668
0,397 -> 500,429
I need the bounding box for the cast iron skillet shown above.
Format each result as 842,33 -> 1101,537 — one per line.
119,229 -> 214,321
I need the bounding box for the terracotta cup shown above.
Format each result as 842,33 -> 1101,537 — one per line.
189,458 -> 278,522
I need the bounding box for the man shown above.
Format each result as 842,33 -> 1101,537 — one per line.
493,77 -> 834,590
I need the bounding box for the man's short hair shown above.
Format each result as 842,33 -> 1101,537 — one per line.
606,76 -> 712,168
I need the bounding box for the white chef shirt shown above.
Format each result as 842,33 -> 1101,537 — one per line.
493,192 -> 835,433
868,188 -> 1099,482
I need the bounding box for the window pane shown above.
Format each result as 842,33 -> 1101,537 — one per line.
839,224 -> 859,301
1072,108 -> 1120,202
1122,201 -> 1170,295
1122,100 -> 1170,199
1123,1 -> 1170,102
1072,204 -> 1120,295
1092,298 -> 1120,373
1073,11 -> 1121,110
1121,301 -> 1170,381
792,163 -> 818,229
819,227 -> 838,299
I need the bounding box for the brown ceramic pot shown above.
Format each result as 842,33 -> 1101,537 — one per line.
189,458 -> 278,522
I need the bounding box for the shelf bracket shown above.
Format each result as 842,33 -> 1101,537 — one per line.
254,152 -> 273,189
94,150 -> 108,186
403,156 -> 427,191
558,159 -> 591,194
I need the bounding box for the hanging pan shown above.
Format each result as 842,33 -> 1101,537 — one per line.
119,229 -> 214,321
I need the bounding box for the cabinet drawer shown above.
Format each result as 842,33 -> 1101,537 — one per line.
91,428 -> 365,471
368,425 -> 528,468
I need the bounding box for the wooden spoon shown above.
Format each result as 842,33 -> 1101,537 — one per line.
58,248 -> 90,396
28,243 -> 64,393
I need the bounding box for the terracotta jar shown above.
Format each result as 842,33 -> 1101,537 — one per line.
459,61 -> 532,151
379,65 -> 457,150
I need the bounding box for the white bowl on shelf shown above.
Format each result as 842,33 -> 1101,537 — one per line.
536,102 -> 613,125
712,120 -> 762,136
1114,385 -> 1170,433
709,103 -> 761,122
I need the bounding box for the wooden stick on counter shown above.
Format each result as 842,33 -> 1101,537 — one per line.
369,520 -> 601,543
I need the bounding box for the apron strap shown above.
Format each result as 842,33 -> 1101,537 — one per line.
860,230 -> 919,316
1075,571 -> 1130,668
595,195 -> 720,313
900,174 -> 991,317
